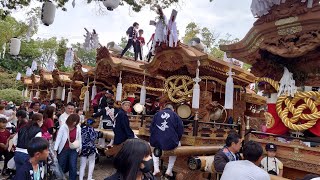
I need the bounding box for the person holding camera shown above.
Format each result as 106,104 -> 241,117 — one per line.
54,114 -> 81,180
260,143 -> 283,176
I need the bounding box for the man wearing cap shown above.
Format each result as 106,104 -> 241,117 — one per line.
150,103 -> 184,179
112,100 -> 135,145
261,143 -> 283,176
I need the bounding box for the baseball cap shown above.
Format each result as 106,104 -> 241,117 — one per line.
265,143 -> 277,151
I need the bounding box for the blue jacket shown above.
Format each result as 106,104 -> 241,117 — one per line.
150,108 -> 184,150
80,126 -> 99,157
113,109 -> 134,145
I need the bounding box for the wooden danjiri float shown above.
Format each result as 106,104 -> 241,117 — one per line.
88,35 -> 276,179
221,0 -> 320,179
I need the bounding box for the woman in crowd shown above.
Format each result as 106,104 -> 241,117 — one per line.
41,105 -> 55,135
54,114 -> 81,180
104,138 -> 155,180
79,118 -> 100,180
13,113 -> 43,171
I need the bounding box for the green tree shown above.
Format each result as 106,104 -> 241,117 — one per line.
118,36 -> 134,58
0,68 -> 23,90
0,89 -> 27,105
182,22 -> 200,44
56,38 -> 68,70
71,42 -> 96,66
0,16 -> 28,47
36,37 -> 59,68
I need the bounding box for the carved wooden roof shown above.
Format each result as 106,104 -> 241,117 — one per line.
21,77 -> 32,86
95,47 -> 164,89
220,0 -> 320,85
142,42 -> 256,86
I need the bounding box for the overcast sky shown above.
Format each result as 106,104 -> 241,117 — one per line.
12,0 -> 256,47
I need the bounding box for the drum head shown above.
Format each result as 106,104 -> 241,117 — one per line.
177,104 -> 191,119
210,108 -> 223,121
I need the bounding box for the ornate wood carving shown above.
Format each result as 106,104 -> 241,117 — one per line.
72,61 -> 85,81
254,0 -> 320,25
260,30 -> 320,58
96,46 -> 111,63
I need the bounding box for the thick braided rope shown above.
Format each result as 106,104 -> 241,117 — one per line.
79,86 -> 88,101
257,77 -> 320,131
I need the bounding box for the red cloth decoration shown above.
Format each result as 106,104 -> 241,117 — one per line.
266,104 -> 289,135
127,97 -> 135,113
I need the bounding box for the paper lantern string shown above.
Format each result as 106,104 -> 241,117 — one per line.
31,60 -> 37,71
26,67 -> 33,77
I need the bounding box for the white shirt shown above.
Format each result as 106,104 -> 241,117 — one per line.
58,112 -> 69,126
54,124 -> 82,154
261,156 -> 283,175
221,160 -> 270,180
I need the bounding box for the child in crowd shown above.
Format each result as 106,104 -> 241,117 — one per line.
79,118 -> 100,180
13,137 -> 49,180
136,29 -> 145,61
260,143 -> 283,176
0,118 -> 14,175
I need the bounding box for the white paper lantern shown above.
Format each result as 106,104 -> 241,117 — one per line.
41,2 -> 56,26
192,83 -> 200,109
9,38 -> 21,56
224,69 -> 234,109
116,83 -> 122,102
140,84 -> 146,105
103,0 -> 120,11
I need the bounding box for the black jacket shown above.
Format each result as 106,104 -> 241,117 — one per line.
126,26 -> 137,39
149,108 -> 184,150
113,109 -> 134,145
17,125 -> 41,149
104,171 -> 155,180
13,160 -> 45,180
214,147 -> 241,173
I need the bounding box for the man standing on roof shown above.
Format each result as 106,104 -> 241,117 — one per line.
120,22 -> 139,60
